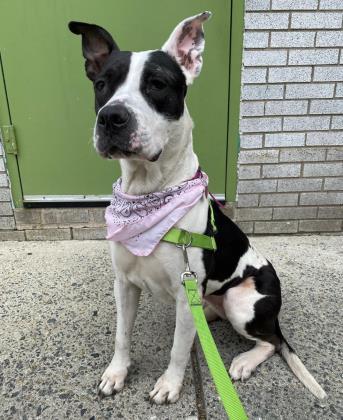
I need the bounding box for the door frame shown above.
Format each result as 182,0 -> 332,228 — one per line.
0,1 -> 244,208
225,0 -> 244,203
0,52 -> 23,208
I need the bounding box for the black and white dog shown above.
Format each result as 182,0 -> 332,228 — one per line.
69,12 -> 326,405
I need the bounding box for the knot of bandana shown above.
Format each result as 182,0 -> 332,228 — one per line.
105,170 -> 208,256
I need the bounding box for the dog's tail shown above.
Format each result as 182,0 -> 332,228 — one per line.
277,321 -> 327,402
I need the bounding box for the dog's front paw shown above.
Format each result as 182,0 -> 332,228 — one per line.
149,371 -> 183,404
98,364 -> 128,396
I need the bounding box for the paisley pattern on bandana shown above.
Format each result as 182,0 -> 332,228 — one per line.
105,171 -> 208,256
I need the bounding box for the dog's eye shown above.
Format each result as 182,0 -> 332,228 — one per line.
150,78 -> 167,90
95,80 -> 105,92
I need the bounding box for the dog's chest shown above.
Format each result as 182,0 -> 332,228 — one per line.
111,242 -> 177,302
110,198 -> 208,302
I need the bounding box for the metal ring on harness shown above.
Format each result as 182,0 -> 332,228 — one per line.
175,229 -> 192,248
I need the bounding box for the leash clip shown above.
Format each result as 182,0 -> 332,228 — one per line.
177,243 -> 191,272
178,243 -> 198,285
180,270 -> 198,286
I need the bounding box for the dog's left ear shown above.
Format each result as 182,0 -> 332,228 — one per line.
68,21 -> 119,81
162,11 -> 211,85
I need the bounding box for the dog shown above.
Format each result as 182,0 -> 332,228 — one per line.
69,12 -> 327,405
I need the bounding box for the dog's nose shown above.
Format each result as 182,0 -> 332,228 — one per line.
97,104 -> 131,130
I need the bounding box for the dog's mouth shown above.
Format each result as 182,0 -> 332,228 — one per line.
101,149 -> 137,159
96,141 -> 136,159
99,145 -> 162,162
148,150 -> 162,162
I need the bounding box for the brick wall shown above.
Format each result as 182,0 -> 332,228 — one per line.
0,142 -> 16,235
237,0 -> 343,234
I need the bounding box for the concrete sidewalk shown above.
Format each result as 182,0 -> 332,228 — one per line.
0,236 -> 342,419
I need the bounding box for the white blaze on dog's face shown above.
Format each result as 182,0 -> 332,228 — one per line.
69,12 -> 211,162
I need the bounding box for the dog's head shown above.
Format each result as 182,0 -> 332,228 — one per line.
69,12 -> 211,162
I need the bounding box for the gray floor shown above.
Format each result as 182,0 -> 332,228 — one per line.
0,236 -> 342,419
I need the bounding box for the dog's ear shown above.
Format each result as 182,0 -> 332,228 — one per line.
68,21 -> 119,81
162,11 -> 211,85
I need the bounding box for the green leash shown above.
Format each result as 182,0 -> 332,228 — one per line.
182,274 -> 247,420
162,203 -> 248,420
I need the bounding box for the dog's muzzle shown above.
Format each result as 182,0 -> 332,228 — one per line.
95,103 -> 138,158
98,104 -> 131,131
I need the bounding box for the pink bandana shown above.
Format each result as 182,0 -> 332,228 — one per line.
105,170 -> 208,256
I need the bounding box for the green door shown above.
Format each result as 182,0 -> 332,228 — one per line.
0,0 -> 233,205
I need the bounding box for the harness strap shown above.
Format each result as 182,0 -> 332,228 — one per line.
209,199 -> 217,234
162,201 -> 217,250
162,228 -> 216,251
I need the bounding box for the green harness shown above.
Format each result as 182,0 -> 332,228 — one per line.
162,201 -> 248,420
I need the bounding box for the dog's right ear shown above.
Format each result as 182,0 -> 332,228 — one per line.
68,21 -> 119,81
162,12 -> 211,85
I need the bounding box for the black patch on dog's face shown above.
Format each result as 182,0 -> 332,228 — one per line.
93,51 -> 136,158
140,51 -> 187,120
93,51 -> 132,113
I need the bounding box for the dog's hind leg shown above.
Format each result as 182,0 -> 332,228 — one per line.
98,275 -> 141,396
223,269 -> 327,400
204,304 -> 221,322
229,340 -> 276,381
203,293 -> 226,322
223,271 -> 282,381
